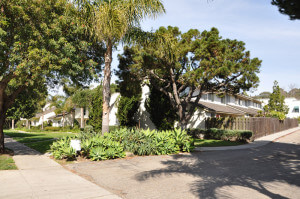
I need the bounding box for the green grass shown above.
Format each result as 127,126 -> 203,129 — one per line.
14,127 -> 80,133
0,155 -> 17,170
194,139 -> 245,147
4,130 -> 77,154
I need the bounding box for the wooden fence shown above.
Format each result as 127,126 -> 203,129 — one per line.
205,117 -> 299,139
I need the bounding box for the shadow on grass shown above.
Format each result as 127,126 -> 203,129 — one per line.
135,141 -> 300,198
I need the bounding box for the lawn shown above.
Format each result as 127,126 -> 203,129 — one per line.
194,139 -> 245,147
4,130 -> 76,154
0,155 -> 17,170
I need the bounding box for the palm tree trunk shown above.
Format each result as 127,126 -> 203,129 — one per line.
80,107 -> 84,128
72,110 -> 75,128
12,119 -> 15,129
41,115 -> 44,130
102,41 -> 112,134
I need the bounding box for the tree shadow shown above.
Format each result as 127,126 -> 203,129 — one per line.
135,142 -> 300,198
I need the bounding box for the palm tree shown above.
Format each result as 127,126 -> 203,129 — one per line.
74,0 -> 165,134
49,95 -> 67,127
72,89 -> 91,129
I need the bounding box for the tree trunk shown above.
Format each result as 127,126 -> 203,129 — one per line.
26,119 -> 29,128
80,107 -> 84,128
62,112 -> 65,128
177,104 -> 187,129
41,115 -> 44,130
12,119 -> 15,129
0,112 -> 6,154
72,110 -> 75,128
102,41 -> 112,134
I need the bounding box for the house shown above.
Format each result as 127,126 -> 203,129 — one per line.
260,97 -> 300,118
27,85 -> 262,130
30,104 -> 56,127
135,85 -> 262,130
29,93 -> 120,128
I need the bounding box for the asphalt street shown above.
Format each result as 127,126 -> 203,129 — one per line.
66,130 -> 300,199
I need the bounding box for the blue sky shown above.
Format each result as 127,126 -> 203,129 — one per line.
110,0 -> 300,96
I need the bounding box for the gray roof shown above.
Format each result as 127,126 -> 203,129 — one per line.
228,105 -> 260,116
35,107 -> 56,118
197,101 -> 244,116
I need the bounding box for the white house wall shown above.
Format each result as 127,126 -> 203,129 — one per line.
260,97 -> 300,118
134,84 -> 156,130
187,109 -> 207,129
34,111 -> 56,126
109,93 -> 120,126
75,108 -> 89,119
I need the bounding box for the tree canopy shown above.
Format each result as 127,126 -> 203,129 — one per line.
263,81 -> 289,120
0,0 -> 104,153
124,26 -> 262,127
272,0 -> 300,20
74,0 -> 165,133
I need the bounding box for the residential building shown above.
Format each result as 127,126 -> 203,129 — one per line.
260,97 -> 300,118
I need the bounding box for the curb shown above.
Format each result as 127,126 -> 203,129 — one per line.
194,126 -> 300,152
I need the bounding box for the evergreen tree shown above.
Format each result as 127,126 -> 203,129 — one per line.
125,26 -> 261,128
88,86 -> 103,132
265,81 -> 289,114
145,80 -> 177,130
116,46 -> 142,127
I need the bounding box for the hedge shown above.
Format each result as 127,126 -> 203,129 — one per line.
188,128 -> 253,142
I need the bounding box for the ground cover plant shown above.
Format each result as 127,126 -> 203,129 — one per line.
4,130 -> 76,154
0,155 -> 17,170
49,127 -> 194,161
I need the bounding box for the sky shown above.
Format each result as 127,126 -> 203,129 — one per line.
108,0 -> 300,96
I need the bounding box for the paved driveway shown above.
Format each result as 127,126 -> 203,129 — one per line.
66,131 -> 300,199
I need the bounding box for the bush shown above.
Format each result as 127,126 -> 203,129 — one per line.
49,137 -> 76,160
205,128 -> 253,142
145,82 -> 177,130
117,96 -> 140,127
50,127 -> 194,161
44,127 -> 61,131
16,120 -> 25,128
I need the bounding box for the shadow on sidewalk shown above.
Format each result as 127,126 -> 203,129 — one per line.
135,141 -> 300,199
4,137 -> 41,156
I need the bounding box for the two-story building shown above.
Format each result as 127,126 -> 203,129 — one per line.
260,97 -> 300,118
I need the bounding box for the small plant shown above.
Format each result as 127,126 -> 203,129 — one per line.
49,137 -> 76,160
50,127 -> 194,161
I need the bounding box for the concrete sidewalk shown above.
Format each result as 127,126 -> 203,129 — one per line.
194,126 -> 300,152
0,137 -> 121,199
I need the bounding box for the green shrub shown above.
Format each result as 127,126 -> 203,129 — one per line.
16,120 -> 25,128
50,127 -> 194,161
49,137 -> 76,160
117,96 -> 140,127
205,128 -> 253,142
145,82 -> 177,130
44,127 -> 61,131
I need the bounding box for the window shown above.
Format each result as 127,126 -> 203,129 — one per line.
239,99 -> 242,105
245,101 -> 249,107
202,94 -> 208,100
221,97 -> 225,104
208,93 -> 212,101
293,106 -> 299,113
226,95 -> 230,103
